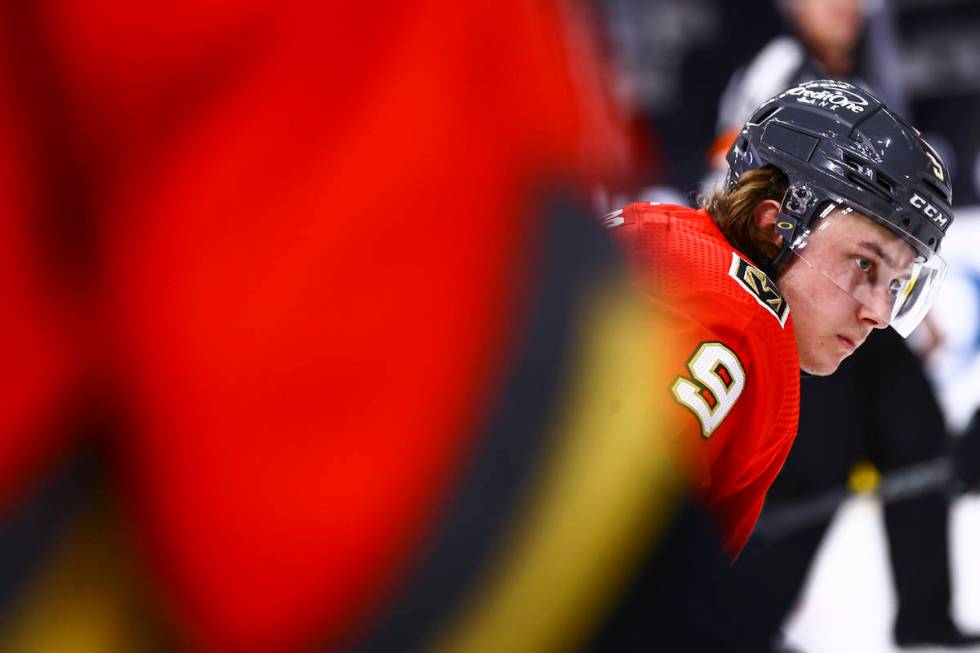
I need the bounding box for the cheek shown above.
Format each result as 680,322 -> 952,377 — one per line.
780,268 -> 818,329
797,290 -> 845,334
788,308 -> 845,376
780,263 -> 849,335
779,264 -> 850,374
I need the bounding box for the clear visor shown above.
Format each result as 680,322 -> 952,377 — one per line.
784,202 -> 948,338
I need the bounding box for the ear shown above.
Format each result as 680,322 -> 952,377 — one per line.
752,199 -> 784,247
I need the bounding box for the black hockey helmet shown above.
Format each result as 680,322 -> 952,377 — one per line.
725,79 -> 954,336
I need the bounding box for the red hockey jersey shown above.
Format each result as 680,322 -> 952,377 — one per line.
608,203 -> 800,555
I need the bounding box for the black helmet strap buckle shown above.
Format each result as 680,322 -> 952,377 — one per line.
769,182 -> 815,270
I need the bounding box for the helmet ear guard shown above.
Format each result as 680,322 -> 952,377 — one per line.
770,186 -> 807,270
771,184 -> 860,269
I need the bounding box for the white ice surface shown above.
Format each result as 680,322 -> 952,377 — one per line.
783,495 -> 980,653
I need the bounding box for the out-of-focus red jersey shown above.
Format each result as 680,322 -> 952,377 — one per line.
608,203 -> 800,555
0,2 -> 635,652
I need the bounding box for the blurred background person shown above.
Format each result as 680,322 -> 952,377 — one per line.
710,0 -> 909,172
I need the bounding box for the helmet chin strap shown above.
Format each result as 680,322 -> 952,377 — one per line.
758,213 -> 811,378
768,207 -> 808,377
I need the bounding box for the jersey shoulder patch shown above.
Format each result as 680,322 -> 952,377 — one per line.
727,253 -> 789,327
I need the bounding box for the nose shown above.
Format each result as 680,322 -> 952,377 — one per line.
857,294 -> 890,329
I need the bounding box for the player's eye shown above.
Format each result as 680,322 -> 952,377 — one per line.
855,257 -> 874,273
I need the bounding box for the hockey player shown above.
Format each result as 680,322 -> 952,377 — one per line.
607,79 -> 954,556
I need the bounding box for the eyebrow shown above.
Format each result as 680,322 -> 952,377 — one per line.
858,240 -> 897,268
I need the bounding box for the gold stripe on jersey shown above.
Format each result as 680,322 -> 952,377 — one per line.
427,277 -> 685,653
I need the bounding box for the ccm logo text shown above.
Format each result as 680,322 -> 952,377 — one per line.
910,193 -> 949,230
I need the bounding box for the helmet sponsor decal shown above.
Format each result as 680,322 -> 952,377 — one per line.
782,81 -> 868,114
728,253 -> 789,327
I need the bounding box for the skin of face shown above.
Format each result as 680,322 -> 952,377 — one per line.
775,207 -> 917,375
792,0 -> 865,53
790,0 -> 865,75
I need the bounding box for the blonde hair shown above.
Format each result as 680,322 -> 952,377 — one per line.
702,165 -> 789,266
